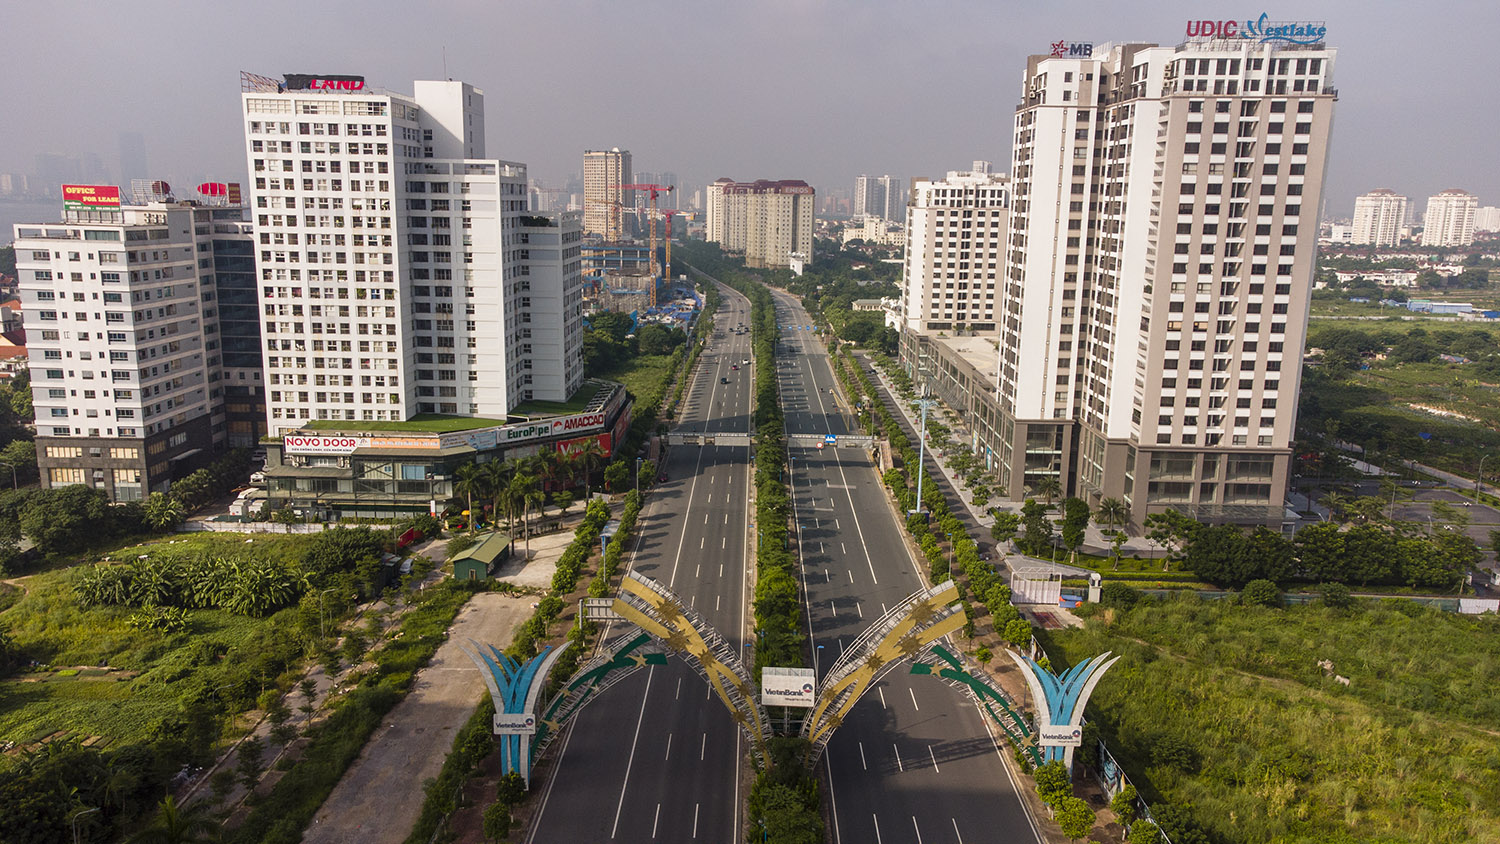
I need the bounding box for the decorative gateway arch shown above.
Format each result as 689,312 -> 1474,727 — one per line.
464,571 -> 771,788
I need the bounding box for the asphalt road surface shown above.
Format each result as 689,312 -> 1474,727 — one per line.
526,283 -> 756,843
768,288 -> 1043,844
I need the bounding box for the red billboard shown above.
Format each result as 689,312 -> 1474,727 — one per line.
62,184 -> 121,209
556,433 -> 612,458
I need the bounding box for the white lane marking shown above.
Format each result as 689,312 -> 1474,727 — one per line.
858,741 -> 868,770
701,732 -> 707,760
841,542 -> 847,553
928,745 -> 940,773
664,733 -> 673,760
879,687 -> 887,709
725,513 -> 729,524
911,816 -> 924,844
719,563 -> 724,577
715,594 -> 721,612
856,602 -> 863,619
952,819 -> 964,844
893,745 -> 904,772
838,638 -> 844,654
836,518 -> 841,529
690,595 -> 696,607
722,537 -> 726,549
871,814 -> 882,844
695,564 -> 700,578
700,537 -> 705,550
705,514 -> 709,524
651,803 -> 661,839
693,803 -> 700,839
830,600 -> 837,617
847,569 -> 853,583
610,667 -> 655,839
675,677 -> 681,700
909,688 -> 921,711
881,602 -> 888,615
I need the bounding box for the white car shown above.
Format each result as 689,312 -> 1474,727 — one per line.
742,359 -> 750,365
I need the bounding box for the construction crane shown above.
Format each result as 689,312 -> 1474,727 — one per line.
613,183 -> 674,306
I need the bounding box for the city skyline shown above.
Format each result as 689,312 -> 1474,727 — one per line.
3,1 -> 1497,218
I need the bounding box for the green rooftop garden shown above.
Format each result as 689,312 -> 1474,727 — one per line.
303,414 -> 510,433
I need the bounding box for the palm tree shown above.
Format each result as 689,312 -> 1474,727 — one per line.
482,459 -> 513,530
452,463 -> 486,535
1032,476 -> 1062,508
507,470 -> 540,556
576,439 -> 607,500
128,795 -> 217,844
1096,497 -> 1128,530
1319,491 -> 1350,523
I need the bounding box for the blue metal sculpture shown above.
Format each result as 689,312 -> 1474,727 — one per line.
1007,650 -> 1119,772
460,641 -> 567,787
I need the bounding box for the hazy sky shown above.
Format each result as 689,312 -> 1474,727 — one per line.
3,0 -> 1496,216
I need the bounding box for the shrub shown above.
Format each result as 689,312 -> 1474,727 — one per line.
1033,759 -> 1071,804
1319,582 -> 1354,609
1150,733 -> 1199,773
1099,581 -> 1143,610
1240,579 -> 1281,608
1110,783 -> 1138,824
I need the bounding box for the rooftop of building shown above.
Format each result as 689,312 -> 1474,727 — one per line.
298,380 -> 615,434
936,334 -> 1001,382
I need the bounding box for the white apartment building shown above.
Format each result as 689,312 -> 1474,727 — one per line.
900,167 -> 1008,334
241,75 -> 583,436
1475,206 -> 1500,233
15,196 -> 249,499
854,174 -> 906,222
1351,189 -> 1406,247
704,178 -> 815,270
1422,189 -> 1478,247
583,148 -> 632,240
954,34 -> 1336,528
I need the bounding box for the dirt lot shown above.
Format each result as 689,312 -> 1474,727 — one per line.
299,592 -> 530,844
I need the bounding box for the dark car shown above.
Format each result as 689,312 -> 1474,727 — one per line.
720,377 -> 730,384
731,364 -> 739,370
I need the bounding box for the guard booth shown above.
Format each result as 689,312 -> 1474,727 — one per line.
452,532 -> 514,583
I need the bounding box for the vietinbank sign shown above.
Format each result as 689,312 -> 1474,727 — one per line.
1186,14 -> 1327,44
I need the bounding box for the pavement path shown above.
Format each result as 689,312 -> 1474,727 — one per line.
300,591 -> 530,844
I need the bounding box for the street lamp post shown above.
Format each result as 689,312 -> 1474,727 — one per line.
913,397 -> 936,515
1476,455 -> 1490,501
636,457 -> 642,494
0,462 -> 16,490
71,806 -> 99,844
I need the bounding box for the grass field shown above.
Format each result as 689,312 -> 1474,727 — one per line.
0,533 -> 310,749
1045,596 -> 1500,844
593,353 -> 676,407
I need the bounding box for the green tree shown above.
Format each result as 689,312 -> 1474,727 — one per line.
758,783 -> 823,844
552,489 -> 575,518
1060,497 -> 1090,562
1019,498 -> 1053,556
604,460 -> 629,493
1096,496 -> 1128,529
1031,476 -> 1062,507
974,645 -> 992,665
453,462 -> 487,534
1127,820 -> 1164,844
482,800 -> 512,841
1033,759 -> 1072,804
1055,795 -> 1095,842
1003,618 -> 1033,648
1183,524 -> 1250,586
1319,582 -> 1354,609
588,310 -> 635,344
0,440 -> 37,485
1100,581 -> 1142,609
143,492 -> 185,532
990,511 -> 1020,545
128,795 -> 218,844
1110,783 -> 1139,824
237,737 -> 265,790
576,438 -> 607,500
19,484 -> 119,555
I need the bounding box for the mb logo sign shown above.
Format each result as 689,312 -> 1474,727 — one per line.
1049,41 -> 1094,58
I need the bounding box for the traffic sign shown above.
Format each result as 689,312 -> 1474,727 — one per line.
824,434 -> 837,444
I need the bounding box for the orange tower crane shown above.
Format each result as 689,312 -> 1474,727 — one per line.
613,183 -> 674,306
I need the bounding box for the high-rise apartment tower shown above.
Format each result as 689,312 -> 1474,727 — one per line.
583,149 -> 632,240
1422,189 -> 1477,247
900,166 -> 1009,333
1351,189 -> 1406,247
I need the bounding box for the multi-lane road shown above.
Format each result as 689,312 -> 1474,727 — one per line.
527,281 -> 1040,843
527,285 -> 756,843
768,288 -> 1041,844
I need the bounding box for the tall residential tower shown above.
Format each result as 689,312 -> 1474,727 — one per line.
1351,189 -> 1406,247
582,149 -> 632,241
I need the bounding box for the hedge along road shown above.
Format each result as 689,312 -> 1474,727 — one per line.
300,591 -> 532,844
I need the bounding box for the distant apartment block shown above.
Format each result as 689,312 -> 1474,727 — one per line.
899,166 -> 1008,334
1475,206 -> 1500,233
583,148 -> 632,240
1423,189 -> 1478,247
1351,189 -> 1406,247
704,178 -> 815,269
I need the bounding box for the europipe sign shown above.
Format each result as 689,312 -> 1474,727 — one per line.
282,74 -> 366,92
1186,15 -> 1327,45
